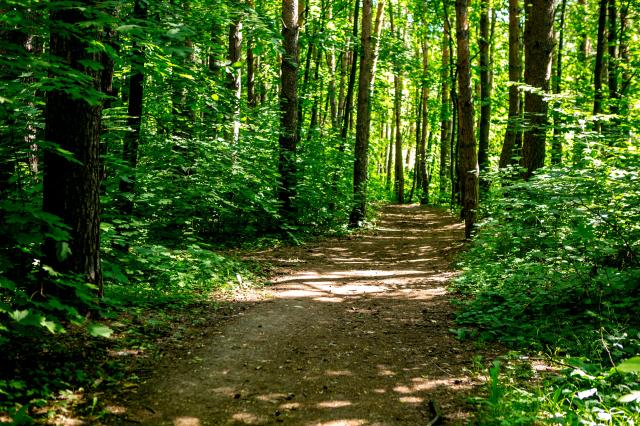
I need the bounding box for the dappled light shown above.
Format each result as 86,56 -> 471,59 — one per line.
100,206 -> 501,424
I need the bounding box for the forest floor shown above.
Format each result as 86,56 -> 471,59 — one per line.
102,205 -> 502,425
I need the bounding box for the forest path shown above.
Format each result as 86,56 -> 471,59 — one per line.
112,205 -> 499,425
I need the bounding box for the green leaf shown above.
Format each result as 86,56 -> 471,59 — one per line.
10,310 -> 30,322
619,391 -> 640,403
616,356 -> 640,373
88,323 -> 113,338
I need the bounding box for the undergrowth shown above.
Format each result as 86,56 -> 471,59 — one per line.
452,151 -> 640,424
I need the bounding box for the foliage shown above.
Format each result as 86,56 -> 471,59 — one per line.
453,147 -> 640,422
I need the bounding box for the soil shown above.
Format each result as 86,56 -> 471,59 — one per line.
104,205 -> 501,425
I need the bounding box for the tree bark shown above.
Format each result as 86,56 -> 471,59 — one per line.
386,119 -> 394,189
607,0 -> 618,116
390,4 -> 404,204
499,0 -> 522,168
120,0 -> 147,215
247,0 -> 256,107
278,0 -> 299,220
419,37 -> 430,204
349,0 -> 374,227
43,2 -> 103,295
551,0 -> 566,165
341,0 -> 360,141
477,0 -> 491,192
227,15 -> 242,144
439,18 -> 452,199
521,0 -> 555,179
456,0 -> 478,238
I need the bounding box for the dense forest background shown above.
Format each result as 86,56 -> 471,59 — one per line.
1,0 -> 640,423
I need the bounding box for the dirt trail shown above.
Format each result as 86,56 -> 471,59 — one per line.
110,205 -> 498,425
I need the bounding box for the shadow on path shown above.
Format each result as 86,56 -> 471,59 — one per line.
107,205 -> 500,425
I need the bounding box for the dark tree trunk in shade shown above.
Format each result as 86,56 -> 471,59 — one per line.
278,0 -> 299,220
607,0 -> 618,116
551,0 -> 566,165
477,0 -> 491,192
43,2 -> 103,295
349,0 -> 373,227
455,0 -> 478,238
521,0 -> 555,179
499,0 -> 522,168
618,3 -> 630,124
341,0 -> 360,141
120,0 -> 147,215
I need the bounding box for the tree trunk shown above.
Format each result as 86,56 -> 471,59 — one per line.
227,16 -> 242,144
326,4 -> 338,128
499,0 -> 522,168
278,0 -> 299,220
389,2 -> 404,204
349,0 -> 374,227
477,0 -> 491,192
43,2 -> 103,295
341,0 -> 360,141
120,0 -> 146,215
618,2 -> 630,122
386,119 -> 394,190
370,0 -> 386,92
607,0 -> 618,116
439,19 -> 452,199
419,37 -> 430,204
551,0 -> 566,165
521,0 -> 554,179
247,0 -> 256,107
455,0 -> 478,238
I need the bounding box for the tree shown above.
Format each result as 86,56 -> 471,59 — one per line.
456,0 -> 478,238
278,0 -> 300,221
42,2 -> 104,295
521,0 -> 555,179
390,2 -> 404,204
120,0 -> 147,215
499,0 -> 522,169
418,35 -> 430,205
227,9 -> 243,144
349,0 -> 374,227
438,27 -> 452,199
477,0 -> 492,191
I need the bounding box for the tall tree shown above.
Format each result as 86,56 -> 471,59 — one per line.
43,2 -> 104,295
607,0 -> 619,117
439,27 -> 452,199
120,0 -> 147,215
418,36 -> 430,204
456,0 -> 478,238
247,0 -> 257,107
278,0 -> 300,220
477,0 -> 492,191
521,0 -> 555,178
551,0 -> 567,165
227,11 -> 243,144
499,0 -> 522,168
390,2 -> 404,204
349,0 -> 374,227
